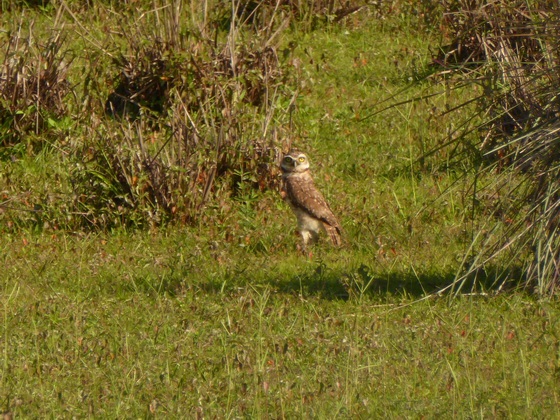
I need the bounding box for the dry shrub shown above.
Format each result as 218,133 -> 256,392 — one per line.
214,0 -> 368,33
72,5 -> 296,229
430,1 -> 560,293
436,1 -> 560,146
0,0 -> 50,11
269,0 -> 367,24
104,41 -> 173,120
0,26 -> 72,147
71,123 -> 171,228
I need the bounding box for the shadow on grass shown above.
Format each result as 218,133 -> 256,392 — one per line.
275,264 -> 458,301
126,261 -> 527,302
273,264 -> 528,300
173,266 -> 459,301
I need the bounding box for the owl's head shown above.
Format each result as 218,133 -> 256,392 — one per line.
281,151 -> 310,173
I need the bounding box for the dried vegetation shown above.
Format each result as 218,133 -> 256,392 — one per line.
0,27 -> 71,147
2,1 -> 366,229
429,0 -> 560,292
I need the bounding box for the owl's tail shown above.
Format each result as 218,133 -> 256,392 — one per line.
324,224 -> 342,246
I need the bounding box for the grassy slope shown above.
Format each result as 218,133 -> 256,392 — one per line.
2,6 -> 560,419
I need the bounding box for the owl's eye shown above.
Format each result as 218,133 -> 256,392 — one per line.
298,157 -> 306,162
283,156 -> 293,163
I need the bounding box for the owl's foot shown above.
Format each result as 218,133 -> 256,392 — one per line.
296,243 -> 313,259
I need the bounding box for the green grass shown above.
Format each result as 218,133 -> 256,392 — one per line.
3,232 -> 560,417
1,2 -> 560,418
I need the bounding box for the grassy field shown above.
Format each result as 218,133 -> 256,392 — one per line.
2,1 -> 560,418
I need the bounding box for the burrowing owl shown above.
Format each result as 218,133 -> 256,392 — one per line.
280,151 -> 342,249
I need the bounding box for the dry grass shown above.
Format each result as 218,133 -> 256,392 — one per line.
425,0 -> 560,292
0,19 -> 71,147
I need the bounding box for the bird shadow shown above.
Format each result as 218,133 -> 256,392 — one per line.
274,263 -> 455,301
267,262 -> 526,301
128,260 -> 526,301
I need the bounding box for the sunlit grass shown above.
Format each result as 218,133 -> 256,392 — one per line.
2,231 -> 560,417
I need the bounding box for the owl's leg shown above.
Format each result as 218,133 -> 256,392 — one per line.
300,230 -> 319,246
299,230 -> 319,258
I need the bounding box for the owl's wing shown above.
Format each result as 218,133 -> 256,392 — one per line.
285,177 -> 341,230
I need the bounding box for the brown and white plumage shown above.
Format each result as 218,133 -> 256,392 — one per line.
280,151 -> 342,248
